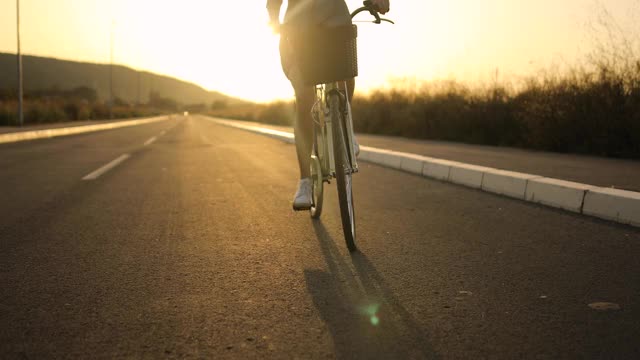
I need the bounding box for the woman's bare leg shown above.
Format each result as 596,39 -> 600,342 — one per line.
293,84 -> 315,179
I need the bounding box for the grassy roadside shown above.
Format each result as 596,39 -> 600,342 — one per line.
352,69 -> 639,158
208,64 -> 640,159
0,88 -> 174,126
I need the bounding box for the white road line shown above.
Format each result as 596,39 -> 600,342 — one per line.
144,136 -> 157,146
82,154 -> 131,181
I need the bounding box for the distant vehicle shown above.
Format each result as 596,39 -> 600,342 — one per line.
183,111 -> 189,116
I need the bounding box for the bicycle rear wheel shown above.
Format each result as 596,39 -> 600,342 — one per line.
328,93 -> 356,252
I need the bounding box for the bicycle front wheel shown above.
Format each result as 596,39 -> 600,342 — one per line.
329,93 -> 356,252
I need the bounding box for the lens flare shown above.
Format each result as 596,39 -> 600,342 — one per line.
360,303 -> 381,326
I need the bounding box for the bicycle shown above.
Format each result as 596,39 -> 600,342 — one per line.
287,1 -> 393,251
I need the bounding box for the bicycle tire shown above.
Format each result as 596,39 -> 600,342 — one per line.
328,93 -> 357,252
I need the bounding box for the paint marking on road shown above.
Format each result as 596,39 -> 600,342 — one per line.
82,154 -> 131,181
144,136 -> 157,146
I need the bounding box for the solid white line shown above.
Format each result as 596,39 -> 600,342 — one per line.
144,136 -> 157,146
82,154 -> 131,181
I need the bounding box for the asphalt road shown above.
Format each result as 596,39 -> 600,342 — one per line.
1,115 -> 639,359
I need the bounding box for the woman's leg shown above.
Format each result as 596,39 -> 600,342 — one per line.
292,80 -> 315,179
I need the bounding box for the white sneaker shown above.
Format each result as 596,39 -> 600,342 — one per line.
292,178 -> 313,211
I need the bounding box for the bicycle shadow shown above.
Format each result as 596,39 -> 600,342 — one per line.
304,220 -> 439,359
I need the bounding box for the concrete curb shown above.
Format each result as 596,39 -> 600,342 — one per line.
0,116 -> 171,144
583,188 -> 640,227
212,118 -> 295,144
525,178 -> 596,213
208,117 -> 640,228
450,163 -> 494,189
482,169 -> 541,200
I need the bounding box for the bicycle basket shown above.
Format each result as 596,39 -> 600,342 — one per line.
288,24 -> 358,86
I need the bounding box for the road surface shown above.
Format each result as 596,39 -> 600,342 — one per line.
1,115 -> 639,359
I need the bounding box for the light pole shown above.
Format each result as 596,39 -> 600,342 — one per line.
17,0 -> 23,127
109,20 -> 114,120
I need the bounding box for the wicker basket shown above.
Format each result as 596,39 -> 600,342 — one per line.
289,24 -> 358,86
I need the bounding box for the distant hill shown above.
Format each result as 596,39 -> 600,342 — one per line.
0,52 -> 243,106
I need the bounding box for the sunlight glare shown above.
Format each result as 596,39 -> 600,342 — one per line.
113,0 -> 293,102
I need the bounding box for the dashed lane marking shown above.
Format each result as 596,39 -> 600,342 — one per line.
82,154 -> 131,181
144,136 -> 158,146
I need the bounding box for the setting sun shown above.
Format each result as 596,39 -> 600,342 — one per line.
109,0 -> 293,102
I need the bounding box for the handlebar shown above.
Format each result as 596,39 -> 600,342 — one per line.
351,0 -> 394,24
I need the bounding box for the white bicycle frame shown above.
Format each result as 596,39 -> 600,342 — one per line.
311,81 -> 359,181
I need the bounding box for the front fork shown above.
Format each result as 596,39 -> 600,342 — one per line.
326,81 -> 359,175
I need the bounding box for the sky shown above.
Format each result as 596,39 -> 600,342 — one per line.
1,0 -> 638,102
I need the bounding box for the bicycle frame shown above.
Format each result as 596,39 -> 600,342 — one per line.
306,0 -> 391,249
311,81 -> 358,183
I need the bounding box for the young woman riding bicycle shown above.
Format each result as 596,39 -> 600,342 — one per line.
266,0 -> 390,210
